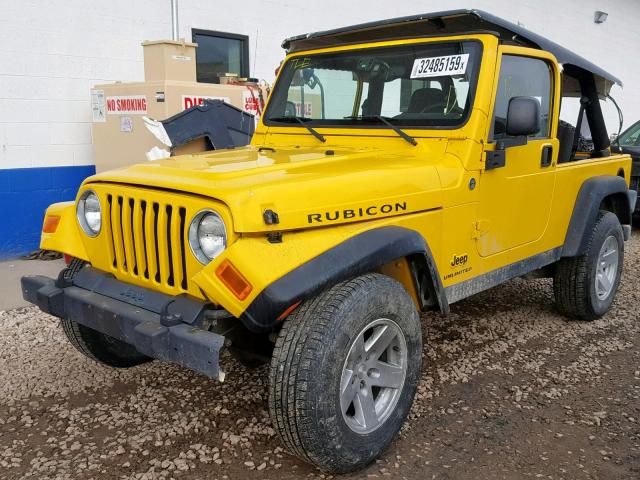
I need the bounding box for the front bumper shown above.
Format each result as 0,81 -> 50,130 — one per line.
21,266 -> 226,380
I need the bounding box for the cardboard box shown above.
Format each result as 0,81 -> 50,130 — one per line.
91,40 -> 269,173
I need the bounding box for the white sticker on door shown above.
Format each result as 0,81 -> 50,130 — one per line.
410,54 -> 469,78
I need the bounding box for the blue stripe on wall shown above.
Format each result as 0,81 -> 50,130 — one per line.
0,165 -> 96,259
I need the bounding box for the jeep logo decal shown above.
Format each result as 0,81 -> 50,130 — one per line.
119,287 -> 145,305
450,254 -> 468,267
307,202 -> 407,223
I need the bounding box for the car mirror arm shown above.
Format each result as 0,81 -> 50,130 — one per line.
485,136 -> 528,170
498,136 -> 528,149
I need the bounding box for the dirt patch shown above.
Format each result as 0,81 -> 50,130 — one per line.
1,232 -> 639,479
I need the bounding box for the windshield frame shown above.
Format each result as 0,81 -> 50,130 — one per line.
263,37 -> 484,131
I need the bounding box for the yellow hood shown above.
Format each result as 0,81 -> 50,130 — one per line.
85,143 -> 447,232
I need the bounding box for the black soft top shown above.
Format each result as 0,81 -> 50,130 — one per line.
282,9 -> 621,95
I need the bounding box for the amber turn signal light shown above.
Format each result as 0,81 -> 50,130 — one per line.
42,215 -> 61,233
215,260 -> 252,300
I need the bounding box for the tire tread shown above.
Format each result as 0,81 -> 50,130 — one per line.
554,210 -> 623,321
268,274 -> 412,472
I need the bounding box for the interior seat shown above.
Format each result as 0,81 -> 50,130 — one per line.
557,120 -> 576,163
406,87 -> 445,114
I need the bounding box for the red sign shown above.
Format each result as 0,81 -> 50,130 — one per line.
243,92 -> 260,114
106,95 -> 147,115
182,95 -> 230,110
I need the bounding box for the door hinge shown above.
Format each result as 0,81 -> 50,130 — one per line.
472,219 -> 489,238
485,148 -> 505,170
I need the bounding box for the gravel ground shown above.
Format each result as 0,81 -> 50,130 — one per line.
1,232 -> 639,480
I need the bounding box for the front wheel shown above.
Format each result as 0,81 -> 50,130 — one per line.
61,319 -> 151,368
268,273 -> 422,473
554,210 -> 624,320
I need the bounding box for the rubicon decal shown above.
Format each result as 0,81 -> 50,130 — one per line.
307,202 -> 407,223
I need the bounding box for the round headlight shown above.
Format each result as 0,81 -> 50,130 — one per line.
188,210 -> 227,264
76,190 -> 101,236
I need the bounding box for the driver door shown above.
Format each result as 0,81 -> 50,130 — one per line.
477,49 -> 559,258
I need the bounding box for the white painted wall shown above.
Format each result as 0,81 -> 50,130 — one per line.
0,0 -> 638,170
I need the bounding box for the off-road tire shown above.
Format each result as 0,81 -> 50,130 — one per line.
61,319 -> 151,368
554,210 -> 624,320
268,273 -> 422,473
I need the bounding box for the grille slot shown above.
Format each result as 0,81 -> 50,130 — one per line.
107,195 -> 188,292
165,205 -> 174,287
106,195 -> 117,268
178,208 -> 188,290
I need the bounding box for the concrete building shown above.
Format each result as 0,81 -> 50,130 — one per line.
1,0 -> 638,258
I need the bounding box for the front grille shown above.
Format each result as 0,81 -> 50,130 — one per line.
106,194 -> 189,292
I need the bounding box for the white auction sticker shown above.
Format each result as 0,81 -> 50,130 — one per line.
411,54 -> 469,78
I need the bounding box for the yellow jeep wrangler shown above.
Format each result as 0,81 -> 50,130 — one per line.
22,9 -> 637,473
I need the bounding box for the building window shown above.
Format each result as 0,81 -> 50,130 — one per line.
192,29 -> 249,83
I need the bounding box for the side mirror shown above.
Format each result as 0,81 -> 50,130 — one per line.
284,101 -> 297,117
486,97 -> 541,170
302,69 -> 318,89
506,96 -> 541,137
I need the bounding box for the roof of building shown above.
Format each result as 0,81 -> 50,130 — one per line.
282,9 -> 622,92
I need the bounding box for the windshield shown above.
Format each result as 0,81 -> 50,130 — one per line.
264,40 -> 482,128
618,121 -> 640,147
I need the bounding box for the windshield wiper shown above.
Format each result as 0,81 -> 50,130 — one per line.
268,116 -> 326,143
344,115 -> 417,146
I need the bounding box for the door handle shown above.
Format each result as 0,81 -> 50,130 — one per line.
541,145 -> 553,167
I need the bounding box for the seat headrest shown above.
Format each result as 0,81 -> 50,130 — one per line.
407,87 -> 445,113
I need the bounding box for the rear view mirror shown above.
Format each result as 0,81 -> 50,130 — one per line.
506,96 -> 541,137
284,101 -> 297,117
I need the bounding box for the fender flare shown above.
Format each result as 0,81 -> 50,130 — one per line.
240,226 -> 447,332
562,175 -> 635,257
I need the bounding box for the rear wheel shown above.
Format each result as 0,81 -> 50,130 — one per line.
554,210 -> 624,320
61,319 -> 151,368
268,273 -> 422,473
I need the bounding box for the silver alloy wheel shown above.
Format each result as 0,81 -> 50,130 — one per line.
595,235 -> 619,300
340,318 -> 408,434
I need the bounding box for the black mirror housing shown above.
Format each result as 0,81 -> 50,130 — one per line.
506,96 -> 541,137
